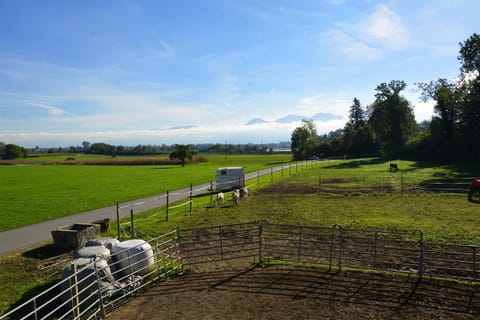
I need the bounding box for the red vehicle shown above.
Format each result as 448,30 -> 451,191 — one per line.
468,178 -> 480,202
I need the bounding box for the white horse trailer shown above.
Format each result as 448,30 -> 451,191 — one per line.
215,167 -> 245,191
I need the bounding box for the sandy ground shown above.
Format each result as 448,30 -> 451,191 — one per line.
109,260 -> 479,320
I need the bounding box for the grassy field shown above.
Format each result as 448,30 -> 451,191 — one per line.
0,153 -> 292,231
104,158 -> 480,245
1,157 -> 480,315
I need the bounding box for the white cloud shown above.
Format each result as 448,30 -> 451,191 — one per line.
322,30 -> 383,62
359,4 -> 409,49
322,4 -> 410,62
32,103 -> 67,116
0,120 -> 345,147
297,94 -> 349,119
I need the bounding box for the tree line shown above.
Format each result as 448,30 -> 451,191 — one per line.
0,140 -> 283,160
291,33 -> 480,161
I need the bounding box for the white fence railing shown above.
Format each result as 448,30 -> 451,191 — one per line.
0,230 -> 181,320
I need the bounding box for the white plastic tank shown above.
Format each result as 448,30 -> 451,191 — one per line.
111,239 -> 154,278
75,246 -> 111,261
84,237 -> 120,254
61,258 -> 114,311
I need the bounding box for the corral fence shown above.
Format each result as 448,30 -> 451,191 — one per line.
0,230 -> 181,320
2,221 -> 479,319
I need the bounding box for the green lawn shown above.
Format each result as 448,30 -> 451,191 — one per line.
104,158 -> 480,245
0,153 -> 292,231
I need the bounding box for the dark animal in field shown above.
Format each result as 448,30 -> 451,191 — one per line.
232,189 -> 240,206
92,218 -> 111,232
468,178 -> 480,203
389,163 -> 398,172
239,187 -> 249,199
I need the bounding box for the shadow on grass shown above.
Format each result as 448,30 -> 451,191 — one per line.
321,158 -> 384,169
5,280 -> 64,319
22,243 -> 68,260
265,160 -> 293,166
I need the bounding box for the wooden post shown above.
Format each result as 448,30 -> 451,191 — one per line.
189,183 -> 193,213
116,202 -> 120,241
130,209 -> 134,238
71,264 -> 80,319
166,190 -> 169,222
210,181 -> 213,205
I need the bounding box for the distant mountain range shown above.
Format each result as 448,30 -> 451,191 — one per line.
246,113 -> 342,125
167,125 -> 198,130
245,118 -> 269,125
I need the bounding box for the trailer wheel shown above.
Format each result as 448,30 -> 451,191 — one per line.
468,188 -> 480,203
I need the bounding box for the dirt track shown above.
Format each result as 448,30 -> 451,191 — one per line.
110,261 -> 480,320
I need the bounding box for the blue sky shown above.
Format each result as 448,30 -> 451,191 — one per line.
0,0 -> 479,148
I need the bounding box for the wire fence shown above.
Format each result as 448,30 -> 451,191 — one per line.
3,221 -> 479,320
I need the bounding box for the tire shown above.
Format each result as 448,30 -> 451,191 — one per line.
468,188 -> 480,203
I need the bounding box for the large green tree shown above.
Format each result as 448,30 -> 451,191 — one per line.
291,119 -> 319,161
458,33 -> 480,160
169,144 -> 193,167
368,80 -> 417,158
417,78 -> 463,159
342,98 -> 376,157
1,143 -> 26,160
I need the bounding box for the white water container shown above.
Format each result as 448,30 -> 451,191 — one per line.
61,258 -> 113,311
84,237 -> 120,254
112,239 -> 154,278
75,246 -> 111,261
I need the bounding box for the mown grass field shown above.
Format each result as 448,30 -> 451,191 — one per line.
0,153 -> 292,231
1,157 -> 480,315
104,158 -> 480,245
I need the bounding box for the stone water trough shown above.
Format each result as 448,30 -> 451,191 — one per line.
51,223 -> 101,251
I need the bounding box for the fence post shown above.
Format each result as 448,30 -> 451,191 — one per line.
337,225 -> 344,271
130,209 -> 134,238
271,167 -> 273,183
219,226 -> 224,259
175,227 -> 184,274
318,171 -> 322,193
258,222 -> 264,266
94,263 -> 106,319
257,171 -> 260,187
414,230 -> 424,278
71,264 -> 80,319
116,202 -> 120,241
166,190 -> 169,222
210,181 -> 213,205
189,183 -> 193,213
473,246 -> 477,281
33,298 -> 38,320
328,225 -> 335,271
154,240 -> 162,279
289,163 -> 292,176
297,226 -> 303,261
401,172 -> 405,194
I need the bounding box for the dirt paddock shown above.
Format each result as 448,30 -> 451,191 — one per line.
110,260 -> 480,320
